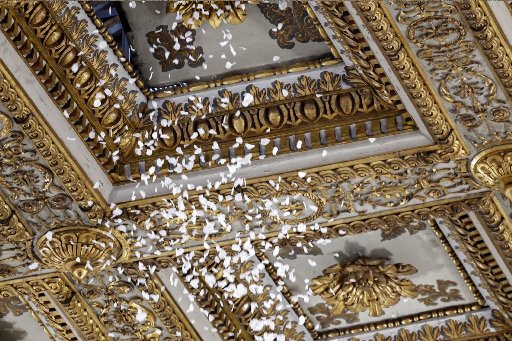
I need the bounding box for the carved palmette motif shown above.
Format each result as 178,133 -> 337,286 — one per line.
166,1 -> 251,29
310,258 -> 419,317
349,311 -> 512,341
153,70 -> 393,154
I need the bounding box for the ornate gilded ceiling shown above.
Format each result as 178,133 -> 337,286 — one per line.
1,1 -> 512,341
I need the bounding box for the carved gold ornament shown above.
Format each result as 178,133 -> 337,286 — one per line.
258,2 -> 325,49
0,111 -> 12,139
83,281 -> 162,340
470,144 -> 512,201
146,23 -> 204,72
167,1 -> 253,29
266,191 -> 325,224
35,227 -> 127,280
0,295 -> 28,317
310,257 -> 418,317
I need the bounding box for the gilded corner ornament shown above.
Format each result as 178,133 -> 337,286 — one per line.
470,144 -> 512,201
35,226 -> 128,280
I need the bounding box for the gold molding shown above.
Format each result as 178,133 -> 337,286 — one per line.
0,1 -> 422,183
167,250 -> 306,341
145,196 -> 512,341
0,284 -> 55,340
447,212 -> 512,318
346,0 -> 469,159
0,1 -> 136,177
118,145 -> 449,209
316,1 -> 398,107
0,59 -> 106,219
457,0 -> 512,103
150,58 -> 342,98
119,269 -> 202,341
146,274 -> 201,341
4,273 -> 109,340
79,2 -> 148,97
0,191 -> 33,280
349,310 -> 512,341
1,2 -> 512,340
117,156 -> 477,260
475,194 -> 512,273
47,275 -> 110,340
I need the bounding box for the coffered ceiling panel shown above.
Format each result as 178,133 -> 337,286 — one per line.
116,1 -> 338,92
264,224 -> 479,335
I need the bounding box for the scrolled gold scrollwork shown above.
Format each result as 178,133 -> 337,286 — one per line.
0,290 -> 28,318
384,0 -> 512,148
146,24 -> 204,72
457,0 -> 512,101
350,0 -> 468,158
0,109 -> 87,228
81,280 -> 163,340
258,2 -> 325,49
417,279 -> 464,306
307,303 -> 359,329
0,61 -> 105,221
